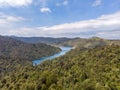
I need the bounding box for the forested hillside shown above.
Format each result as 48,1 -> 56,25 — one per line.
0,36 -> 61,60
0,36 -> 61,82
1,45 -> 120,90
57,37 -> 120,49
11,36 -> 120,50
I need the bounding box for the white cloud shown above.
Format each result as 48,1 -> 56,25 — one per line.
0,13 -> 24,31
38,12 -> 120,34
96,30 -> 120,39
0,13 -> 24,35
0,13 -> 24,24
1,11 -> 120,39
56,0 -> 68,7
0,0 -> 32,7
92,0 -> 102,7
40,7 -> 52,13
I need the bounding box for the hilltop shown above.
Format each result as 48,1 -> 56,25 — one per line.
57,37 -> 120,49
10,36 -> 120,50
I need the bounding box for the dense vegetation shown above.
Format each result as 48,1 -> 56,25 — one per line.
1,45 -> 120,90
57,37 -> 120,49
0,36 -> 61,82
0,36 -> 61,60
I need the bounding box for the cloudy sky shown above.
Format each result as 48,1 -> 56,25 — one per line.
0,0 -> 120,39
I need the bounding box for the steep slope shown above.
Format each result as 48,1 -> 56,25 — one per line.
1,45 -> 120,90
0,36 -> 61,60
0,36 -> 61,79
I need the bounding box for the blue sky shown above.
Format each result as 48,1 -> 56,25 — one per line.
0,0 -> 120,39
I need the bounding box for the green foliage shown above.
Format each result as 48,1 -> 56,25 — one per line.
1,45 -> 120,90
0,36 -> 61,84
57,37 -> 120,49
0,36 -> 61,60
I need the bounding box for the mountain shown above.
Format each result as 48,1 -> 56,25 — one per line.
11,36 -> 120,50
0,35 -> 61,78
10,36 -> 72,44
1,36 -> 120,90
1,45 -> 120,90
0,36 -> 61,60
57,37 -> 120,49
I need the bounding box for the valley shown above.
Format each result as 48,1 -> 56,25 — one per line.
0,1 -> 120,90
0,36 -> 120,90
33,46 -> 72,65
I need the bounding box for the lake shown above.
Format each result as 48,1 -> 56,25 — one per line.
32,46 -> 72,65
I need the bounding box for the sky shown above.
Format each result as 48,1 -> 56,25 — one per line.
0,0 -> 120,39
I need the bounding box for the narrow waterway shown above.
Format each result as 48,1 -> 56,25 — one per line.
33,47 -> 72,65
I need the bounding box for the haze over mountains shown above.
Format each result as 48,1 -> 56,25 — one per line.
10,36 -> 73,44
9,36 -> 120,49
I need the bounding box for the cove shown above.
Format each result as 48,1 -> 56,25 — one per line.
32,46 -> 72,65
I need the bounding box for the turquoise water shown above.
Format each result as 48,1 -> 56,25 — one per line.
33,47 -> 72,65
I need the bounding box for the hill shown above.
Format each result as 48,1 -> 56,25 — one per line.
10,36 -> 120,50
57,37 -> 120,49
0,35 -> 61,79
10,36 -> 72,44
0,36 -> 61,60
1,45 -> 120,90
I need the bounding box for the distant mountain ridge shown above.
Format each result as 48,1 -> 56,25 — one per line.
57,37 -> 120,49
10,36 -> 73,44
9,36 -> 120,50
